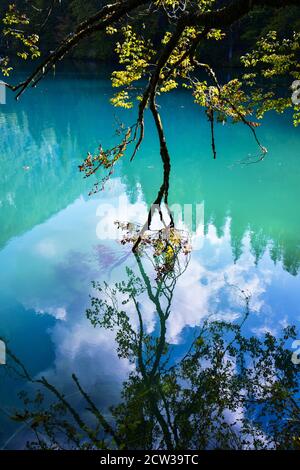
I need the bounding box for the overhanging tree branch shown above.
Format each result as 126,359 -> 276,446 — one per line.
8,0 -> 149,99
5,0 -> 299,251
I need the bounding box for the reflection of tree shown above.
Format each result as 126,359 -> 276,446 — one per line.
5,244 -> 300,450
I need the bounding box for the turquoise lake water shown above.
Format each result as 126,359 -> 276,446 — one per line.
0,69 -> 300,448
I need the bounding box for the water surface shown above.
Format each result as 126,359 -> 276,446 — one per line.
0,69 -> 300,448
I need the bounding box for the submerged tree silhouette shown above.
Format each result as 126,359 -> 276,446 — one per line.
4,240 -> 300,450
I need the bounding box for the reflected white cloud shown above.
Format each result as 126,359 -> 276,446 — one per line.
44,319 -> 133,394
166,222 -> 271,343
35,239 -> 58,258
37,306 -> 67,320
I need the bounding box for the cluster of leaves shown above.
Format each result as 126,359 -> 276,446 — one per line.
110,21 -> 226,106
192,77 -> 257,125
79,127 -> 132,195
110,25 -> 155,109
12,381 -> 111,450
241,31 -> 300,125
241,31 -> 300,80
1,3 -> 40,76
150,226 -> 191,278
158,26 -> 200,93
160,30 -> 220,92
12,389 -> 94,450
114,221 -> 191,278
87,269 -> 147,362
